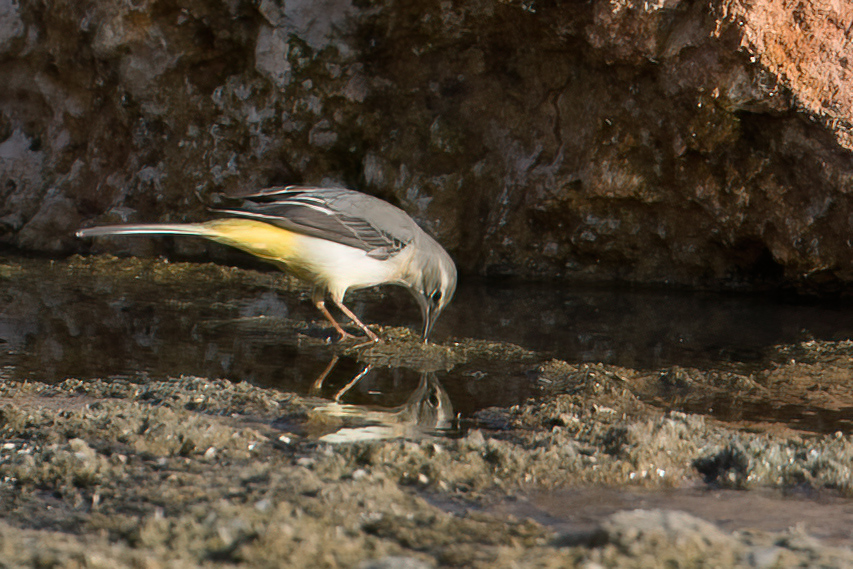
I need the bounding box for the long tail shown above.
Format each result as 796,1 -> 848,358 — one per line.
76,223 -> 215,239
77,219 -> 300,267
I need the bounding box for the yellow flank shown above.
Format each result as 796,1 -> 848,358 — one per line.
201,219 -> 299,264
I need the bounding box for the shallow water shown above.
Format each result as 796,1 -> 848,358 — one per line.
447,279 -> 853,371
3,255 -> 853,432
481,486 -> 853,547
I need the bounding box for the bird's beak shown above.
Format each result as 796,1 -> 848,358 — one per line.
422,306 -> 437,343
412,289 -> 439,343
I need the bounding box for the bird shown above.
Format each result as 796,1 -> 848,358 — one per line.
76,186 -> 457,342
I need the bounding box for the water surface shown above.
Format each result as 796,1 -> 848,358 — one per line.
3,255 -> 853,432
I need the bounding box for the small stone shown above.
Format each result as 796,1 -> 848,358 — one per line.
358,556 -> 434,569
465,429 -> 486,447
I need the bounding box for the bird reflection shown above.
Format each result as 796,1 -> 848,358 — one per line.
307,356 -> 456,442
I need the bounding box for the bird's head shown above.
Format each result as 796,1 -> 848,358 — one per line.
408,243 -> 457,343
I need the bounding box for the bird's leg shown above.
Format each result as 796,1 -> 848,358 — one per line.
332,298 -> 380,342
333,365 -> 373,402
310,355 -> 339,394
314,299 -> 356,340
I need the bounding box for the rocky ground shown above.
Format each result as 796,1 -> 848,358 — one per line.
4,0 -> 853,564
2,256 -> 853,567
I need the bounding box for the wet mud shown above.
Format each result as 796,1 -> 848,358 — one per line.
2,256 -> 853,567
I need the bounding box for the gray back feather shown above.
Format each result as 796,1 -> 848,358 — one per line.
217,186 -> 417,260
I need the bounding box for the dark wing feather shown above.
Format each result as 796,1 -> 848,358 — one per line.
216,186 -> 415,260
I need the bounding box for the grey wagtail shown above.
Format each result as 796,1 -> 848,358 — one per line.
76,186 -> 457,342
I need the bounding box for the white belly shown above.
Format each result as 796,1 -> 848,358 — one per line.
287,233 -> 410,300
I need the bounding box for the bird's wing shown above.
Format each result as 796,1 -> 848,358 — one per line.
216,186 -> 416,260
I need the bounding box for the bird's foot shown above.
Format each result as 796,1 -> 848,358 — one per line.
336,330 -> 358,341
335,328 -> 381,347
337,328 -> 381,352
348,338 -> 381,351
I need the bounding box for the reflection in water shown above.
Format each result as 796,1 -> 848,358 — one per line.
6,256 -> 853,433
307,357 -> 455,443
311,355 -> 372,401
0,258 -> 535,416
7,258 -> 853,382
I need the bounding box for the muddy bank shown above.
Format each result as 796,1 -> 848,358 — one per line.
3,357 -> 853,567
2,256 -> 853,567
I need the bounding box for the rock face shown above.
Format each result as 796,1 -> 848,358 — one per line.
1,0 -> 852,289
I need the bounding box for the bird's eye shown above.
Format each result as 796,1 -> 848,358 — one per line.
430,290 -> 442,303
428,390 -> 440,407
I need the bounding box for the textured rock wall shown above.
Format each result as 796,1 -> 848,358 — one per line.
1,0 -> 852,290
